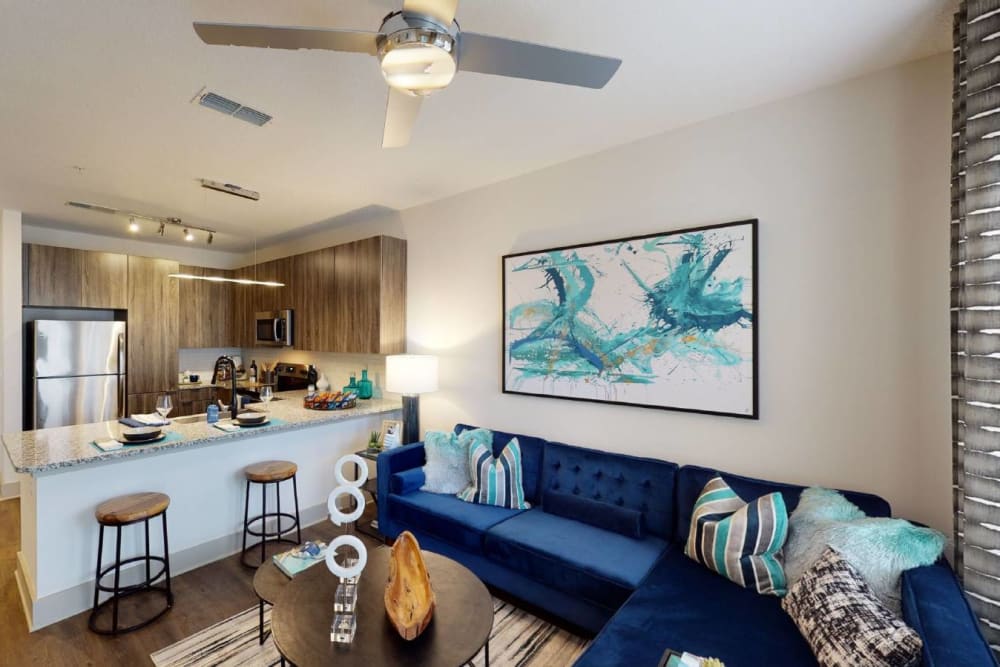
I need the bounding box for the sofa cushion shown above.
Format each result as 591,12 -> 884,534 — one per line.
575,548 -> 816,667
483,509 -> 669,610
388,490 -> 524,553
544,489 -> 644,539
540,441 -> 678,540
456,424 -> 546,506
675,465 -> 891,543
420,430 -> 471,494
458,436 -> 531,509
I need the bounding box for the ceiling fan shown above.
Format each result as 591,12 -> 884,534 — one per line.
193,0 -> 621,148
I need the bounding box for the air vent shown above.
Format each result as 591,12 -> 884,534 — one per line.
197,91 -> 272,127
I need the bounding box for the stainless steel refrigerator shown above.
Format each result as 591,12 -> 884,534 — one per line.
31,320 -> 127,429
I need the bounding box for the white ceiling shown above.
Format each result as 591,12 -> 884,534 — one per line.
0,0 -> 954,251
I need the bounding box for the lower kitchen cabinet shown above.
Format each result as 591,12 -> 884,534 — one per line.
127,391 -> 176,416
175,387 -> 216,417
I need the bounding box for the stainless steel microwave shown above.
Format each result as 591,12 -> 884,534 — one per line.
255,310 -> 293,347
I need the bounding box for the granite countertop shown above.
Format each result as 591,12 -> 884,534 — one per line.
1,391 -> 402,474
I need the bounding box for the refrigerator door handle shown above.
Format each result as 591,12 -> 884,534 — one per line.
117,333 -> 126,418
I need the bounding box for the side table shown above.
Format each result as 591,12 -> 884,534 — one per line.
252,559 -> 290,666
353,449 -> 382,540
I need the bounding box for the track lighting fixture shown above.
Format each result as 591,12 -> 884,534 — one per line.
65,201 -> 217,246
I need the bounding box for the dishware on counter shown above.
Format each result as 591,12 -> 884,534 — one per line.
120,426 -> 163,442
317,373 -> 332,392
236,412 -> 269,426
188,374 -> 200,383
358,369 -> 373,400
260,385 -> 274,411
303,391 -> 357,410
155,394 -> 173,421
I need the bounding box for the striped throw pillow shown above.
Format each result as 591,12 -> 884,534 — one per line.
684,476 -> 789,596
457,436 -> 531,509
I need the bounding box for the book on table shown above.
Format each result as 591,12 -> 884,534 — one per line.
273,541 -> 328,578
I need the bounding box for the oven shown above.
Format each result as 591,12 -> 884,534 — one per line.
274,363 -> 315,392
255,310 -> 293,347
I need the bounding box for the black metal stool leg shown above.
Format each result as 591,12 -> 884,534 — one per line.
277,479 -> 282,538
260,481 -> 267,565
112,526 -> 122,635
242,479 -> 250,559
92,524 -> 104,614
144,517 -> 151,584
162,510 -> 173,603
259,598 -> 265,645
292,474 -> 301,544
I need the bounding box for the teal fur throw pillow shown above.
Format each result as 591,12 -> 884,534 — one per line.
419,430 -> 470,494
784,487 -> 946,614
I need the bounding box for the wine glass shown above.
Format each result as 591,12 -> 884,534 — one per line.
155,394 -> 173,422
260,386 -> 273,412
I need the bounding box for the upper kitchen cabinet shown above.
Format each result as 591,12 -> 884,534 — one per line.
297,235 -> 405,354
128,256 -> 179,394
231,265 -> 255,348
23,244 -> 128,309
177,265 -> 234,348
252,257 -> 293,314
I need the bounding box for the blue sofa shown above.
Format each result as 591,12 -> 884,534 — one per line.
377,425 -> 994,666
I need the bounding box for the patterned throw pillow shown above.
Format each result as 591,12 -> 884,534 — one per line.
684,476 -> 789,595
782,546 -> 923,667
420,430 -> 470,494
457,436 -> 531,509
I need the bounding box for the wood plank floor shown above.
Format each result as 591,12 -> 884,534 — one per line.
0,496 -> 382,667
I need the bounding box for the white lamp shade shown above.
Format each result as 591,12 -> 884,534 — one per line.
385,354 -> 438,394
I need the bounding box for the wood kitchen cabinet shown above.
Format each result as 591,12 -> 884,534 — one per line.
252,257 -> 293,314
127,391 -> 176,416
127,256 -> 179,394
290,246 -> 336,352
231,265 -> 255,348
175,387 -> 216,417
177,265 -> 234,348
23,244 -> 128,309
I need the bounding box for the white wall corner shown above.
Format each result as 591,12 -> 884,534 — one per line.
1,209 -> 23,496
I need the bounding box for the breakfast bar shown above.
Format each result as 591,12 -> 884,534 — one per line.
2,391 -> 401,630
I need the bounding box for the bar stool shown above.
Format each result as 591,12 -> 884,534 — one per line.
241,460 -> 302,568
89,492 -> 173,635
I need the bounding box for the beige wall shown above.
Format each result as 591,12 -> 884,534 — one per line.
1,209 -> 23,497
263,55 -> 953,533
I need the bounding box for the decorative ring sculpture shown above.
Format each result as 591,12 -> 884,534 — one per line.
335,454 -> 368,487
327,485 -> 365,525
325,534 -> 367,580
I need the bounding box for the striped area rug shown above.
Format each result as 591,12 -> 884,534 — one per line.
150,597 -> 589,667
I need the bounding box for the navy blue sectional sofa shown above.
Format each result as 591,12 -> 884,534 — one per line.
377,424 -> 994,666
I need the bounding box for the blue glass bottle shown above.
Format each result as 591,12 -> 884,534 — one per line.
343,373 -> 358,395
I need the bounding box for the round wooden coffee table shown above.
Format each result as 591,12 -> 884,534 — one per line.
271,548 -> 493,667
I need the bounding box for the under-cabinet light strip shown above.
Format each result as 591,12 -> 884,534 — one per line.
167,273 -> 284,287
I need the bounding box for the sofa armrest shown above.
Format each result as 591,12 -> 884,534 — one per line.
376,443 -> 426,532
901,561 -> 996,666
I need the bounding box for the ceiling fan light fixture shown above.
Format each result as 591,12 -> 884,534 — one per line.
379,29 -> 456,95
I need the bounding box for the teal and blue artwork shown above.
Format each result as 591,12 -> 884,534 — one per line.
502,219 -> 757,418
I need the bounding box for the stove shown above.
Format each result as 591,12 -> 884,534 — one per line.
274,362 -> 316,392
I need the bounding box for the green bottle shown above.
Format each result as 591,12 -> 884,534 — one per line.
343,372 -> 358,395
358,368 -> 373,400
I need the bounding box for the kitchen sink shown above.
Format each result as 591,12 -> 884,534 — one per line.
172,414 -> 212,424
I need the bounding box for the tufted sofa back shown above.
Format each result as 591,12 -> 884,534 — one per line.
540,441 -> 678,540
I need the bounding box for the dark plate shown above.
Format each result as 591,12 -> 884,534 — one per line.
237,413 -> 268,424
237,418 -> 271,428
120,429 -> 163,442
118,433 -> 167,446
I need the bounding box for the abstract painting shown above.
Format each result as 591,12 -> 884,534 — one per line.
502,219 -> 757,418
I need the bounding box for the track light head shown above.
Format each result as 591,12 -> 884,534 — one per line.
157,222 -> 165,236
184,228 -> 194,242
128,217 -> 139,233
207,232 -> 214,245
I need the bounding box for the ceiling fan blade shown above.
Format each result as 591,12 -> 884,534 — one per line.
402,0 -> 459,26
193,22 -> 379,56
458,33 -> 621,89
382,88 -> 424,148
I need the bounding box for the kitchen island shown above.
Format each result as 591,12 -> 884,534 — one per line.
2,391 -> 401,630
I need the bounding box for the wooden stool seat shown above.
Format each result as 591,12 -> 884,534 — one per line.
245,460 -> 298,483
95,492 -> 170,525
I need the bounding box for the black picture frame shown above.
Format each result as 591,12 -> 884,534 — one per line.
501,218 -> 759,419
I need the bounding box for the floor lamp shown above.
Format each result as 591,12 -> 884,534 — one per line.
385,355 -> 438,445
